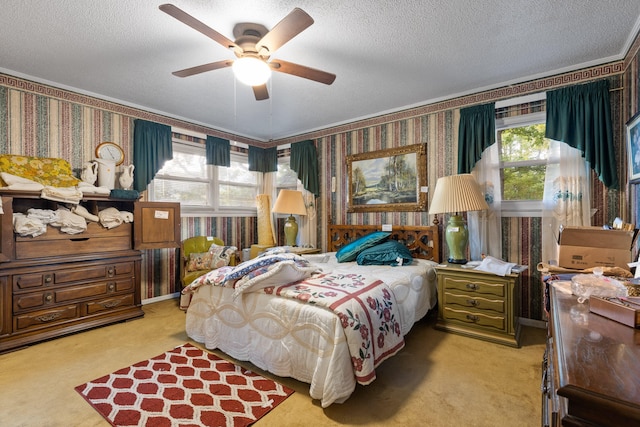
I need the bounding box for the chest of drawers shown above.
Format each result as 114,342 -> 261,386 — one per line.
435,264 -> 521,347
0,192 -> 180,353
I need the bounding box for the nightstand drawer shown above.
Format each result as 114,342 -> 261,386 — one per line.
443,306 -> 506,331
441,276 -> 505,297
443,291 -> 505,314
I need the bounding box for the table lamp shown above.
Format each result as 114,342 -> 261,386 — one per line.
272,189 -> 307,246
428,174 -> 489,264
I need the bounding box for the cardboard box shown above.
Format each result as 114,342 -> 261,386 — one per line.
589,296 -> 640,328
557,226 -> 637,270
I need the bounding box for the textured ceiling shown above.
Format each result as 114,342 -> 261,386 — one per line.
1,1 -> 639,142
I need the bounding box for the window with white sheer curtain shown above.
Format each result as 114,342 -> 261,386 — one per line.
469,110 -> 590,262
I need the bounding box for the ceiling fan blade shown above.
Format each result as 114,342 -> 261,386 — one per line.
256,8 -> 313,55
270,59 -> 336,85
172,60 -> 232,78
253,84 -> 269,101
159,4 -> 237,50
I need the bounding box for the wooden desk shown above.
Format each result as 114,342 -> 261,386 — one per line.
543,284 -> 640,426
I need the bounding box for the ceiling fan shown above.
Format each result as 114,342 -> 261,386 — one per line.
159,3 -> 336,101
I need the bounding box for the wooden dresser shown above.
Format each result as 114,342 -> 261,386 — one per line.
435,264 -> 522,347
0,191 -> 180,353
543,284 -> 640,426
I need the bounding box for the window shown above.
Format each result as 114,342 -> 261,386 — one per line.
150,140 -> 259,217
276,156 -> 298,193
496,111 -> 553,216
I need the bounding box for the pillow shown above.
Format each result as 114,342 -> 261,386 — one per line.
232,259 -> 318,298
186,252 -> 213,272
208,244 -> 237,269
335,231 -> 391,262
356,240 -> 413,266
0,155 -> 80,187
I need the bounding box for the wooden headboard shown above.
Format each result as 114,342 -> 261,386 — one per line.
327,224 -> 440,263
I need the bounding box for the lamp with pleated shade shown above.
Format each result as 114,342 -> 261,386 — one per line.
272,190 -> 307,246
428,174 -> 488,264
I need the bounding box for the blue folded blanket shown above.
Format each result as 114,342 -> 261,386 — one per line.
109,189 -> 140,200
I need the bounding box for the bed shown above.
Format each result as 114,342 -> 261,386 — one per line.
184,224 -> 440,408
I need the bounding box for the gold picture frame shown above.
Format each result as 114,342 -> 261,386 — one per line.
347,144 -> 427,212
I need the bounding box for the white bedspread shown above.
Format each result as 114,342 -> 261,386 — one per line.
185,254 -> 437,407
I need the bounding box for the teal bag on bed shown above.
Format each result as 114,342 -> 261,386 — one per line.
356,240 -> 413,266
335,231 -> 390,262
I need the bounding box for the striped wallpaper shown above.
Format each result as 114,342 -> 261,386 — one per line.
1,33 -> 639,318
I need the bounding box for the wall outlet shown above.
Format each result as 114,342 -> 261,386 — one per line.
382,224 -> 393,231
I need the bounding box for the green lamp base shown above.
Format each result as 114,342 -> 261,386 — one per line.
283,215 -> 299,246
445,214 -> 469,264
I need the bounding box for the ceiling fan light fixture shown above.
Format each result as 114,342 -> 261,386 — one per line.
232,57 -> 271,86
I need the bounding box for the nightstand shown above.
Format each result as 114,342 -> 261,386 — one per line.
288,247 -> 322,255
435,264 -> 522,347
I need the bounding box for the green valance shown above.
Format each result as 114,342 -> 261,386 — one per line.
545,79 -> 618,189
457,103 -> 496,173
206,136 -> 230,167
248,145 -> 277,172
132,119 -> 172,192
290,140 -> 319,197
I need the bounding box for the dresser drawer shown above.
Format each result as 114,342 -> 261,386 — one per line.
83,293 -> 135,315
12,261 -> 135,292
15,223 -> 132,260
443,291 -> 505,314
443,306 -> 506,331
14,305 -> 79,332
442,275 -> 506,297
13,277 -> 135,313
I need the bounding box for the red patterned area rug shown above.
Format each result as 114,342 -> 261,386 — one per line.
75,343 -> 294,427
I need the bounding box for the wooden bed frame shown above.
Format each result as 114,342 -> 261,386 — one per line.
327,223 -> 440,263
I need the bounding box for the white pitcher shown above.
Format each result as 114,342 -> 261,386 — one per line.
95,158 -> 116,189
80,161 -> 98,185
119,164 -> 135,190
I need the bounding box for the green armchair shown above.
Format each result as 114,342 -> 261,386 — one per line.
180,236 -> 232,288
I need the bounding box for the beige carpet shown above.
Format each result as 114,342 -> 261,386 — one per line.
0,298 -> 546,427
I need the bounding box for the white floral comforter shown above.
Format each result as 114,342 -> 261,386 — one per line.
185,254 -> 437,408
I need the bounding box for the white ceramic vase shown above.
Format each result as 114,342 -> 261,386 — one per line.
119,164 -> 135,190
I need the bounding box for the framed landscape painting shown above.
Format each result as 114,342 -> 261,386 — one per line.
627,112 -> 640,183
347,144 -> 427,212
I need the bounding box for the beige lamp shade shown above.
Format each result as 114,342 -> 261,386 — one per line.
272,190 -> 307,216
428,174 -> 489,215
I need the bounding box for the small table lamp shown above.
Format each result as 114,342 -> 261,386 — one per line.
272,189 -> 307,246
428,174 -> 488,264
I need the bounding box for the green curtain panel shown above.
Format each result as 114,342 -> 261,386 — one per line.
206,136 -> 230,166
545,79 -> 618,189
132,119 -> 172,192
248,145 -> 277,172
290,140 -> 320,197
457,103 -> 496,173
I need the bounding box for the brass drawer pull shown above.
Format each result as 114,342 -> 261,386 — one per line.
466,299 -> 479,306
107,268 -> 115,277
108,283 -> 115,291
466,283 -> 479,291
466,314 -> 479,322
44,275 -> 53,284
35,312 -> 62,323
44,293 -> 53,302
